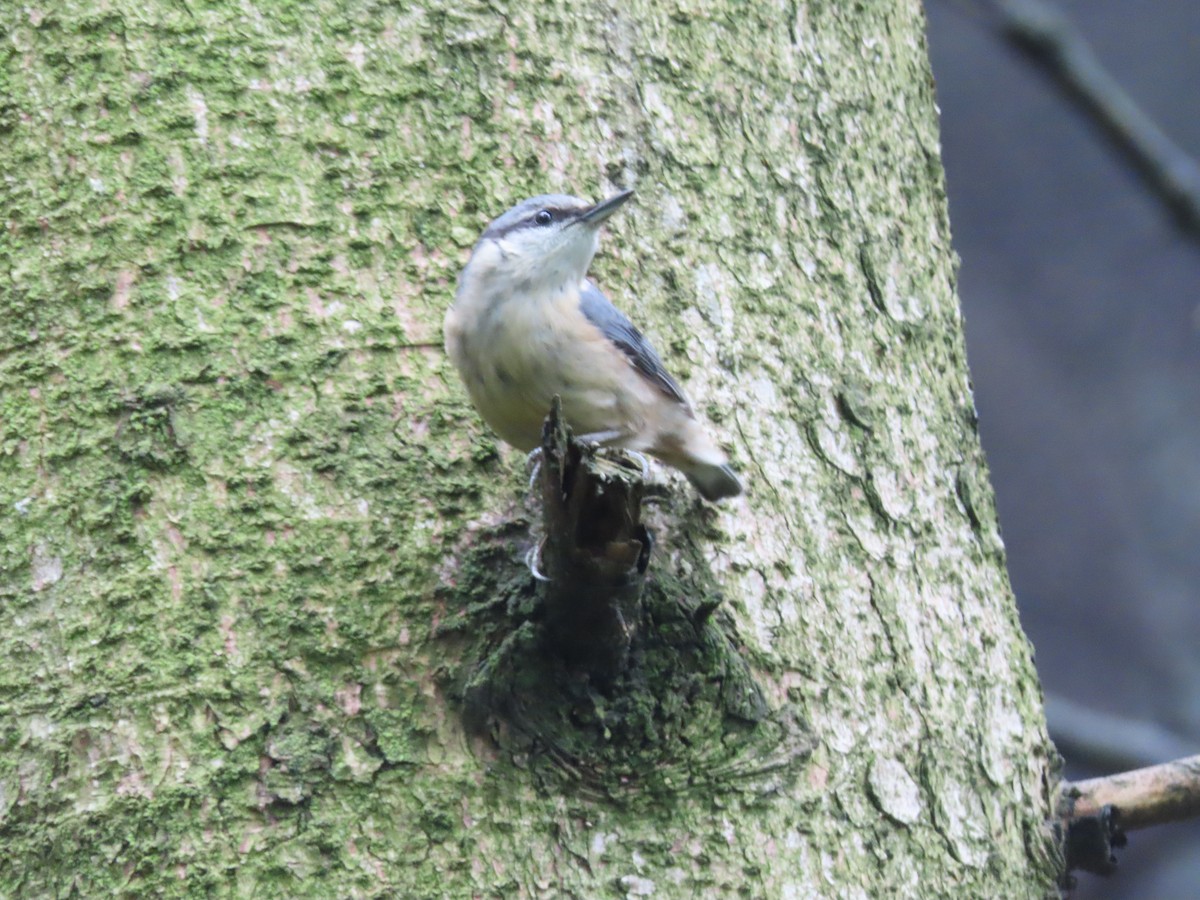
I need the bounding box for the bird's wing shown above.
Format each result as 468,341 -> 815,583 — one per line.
578,280 -> 691,410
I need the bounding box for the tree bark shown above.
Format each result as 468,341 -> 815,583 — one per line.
0,0 -> 1061,896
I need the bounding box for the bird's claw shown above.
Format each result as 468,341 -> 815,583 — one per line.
622,450 -> 650,479
525,539 -> 550,582
575,429 -> 624,449
526,447 -> 543,490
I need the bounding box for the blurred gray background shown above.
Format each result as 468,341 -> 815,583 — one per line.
924,1 -> 1200,895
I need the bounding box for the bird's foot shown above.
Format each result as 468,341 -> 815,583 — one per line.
525,447 -> 543,490
525,538 -> 550,582
575,429 -> 625,449
621,450 -> 651,479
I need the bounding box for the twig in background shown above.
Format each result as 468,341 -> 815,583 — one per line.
1055,754 -> 1200,884
972,0 -> 1200,236
1060,753 -> 1200,831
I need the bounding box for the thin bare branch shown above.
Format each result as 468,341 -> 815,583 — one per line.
1060,753 -> 1200,831
973,0 -> 1200,235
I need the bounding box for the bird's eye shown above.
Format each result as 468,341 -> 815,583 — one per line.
534,209 -> 553,226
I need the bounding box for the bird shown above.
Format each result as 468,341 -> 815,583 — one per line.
443,189 -> 743,501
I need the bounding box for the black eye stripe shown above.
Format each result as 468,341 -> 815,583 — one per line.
483,205 -> 579,240
534,209 -> 554,226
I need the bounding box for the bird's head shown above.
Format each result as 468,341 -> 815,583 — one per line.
464,190 -> 634,293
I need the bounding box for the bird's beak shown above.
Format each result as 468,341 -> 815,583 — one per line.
578,189 -> 634,226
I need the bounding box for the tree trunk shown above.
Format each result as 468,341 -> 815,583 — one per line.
1,1 -> 1062,896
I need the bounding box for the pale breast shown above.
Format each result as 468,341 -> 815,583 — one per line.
460,287 -> 654,450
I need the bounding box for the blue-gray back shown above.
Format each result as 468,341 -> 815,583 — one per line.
579,280 -> 690,408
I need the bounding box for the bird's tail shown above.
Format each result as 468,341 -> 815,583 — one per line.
683,460 -> 744,502
649,410 -> 743,501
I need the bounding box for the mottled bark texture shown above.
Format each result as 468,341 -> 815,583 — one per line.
1,0 -> 1061,896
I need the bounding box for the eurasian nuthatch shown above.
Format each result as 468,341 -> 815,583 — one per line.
443,190 -> 743,501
